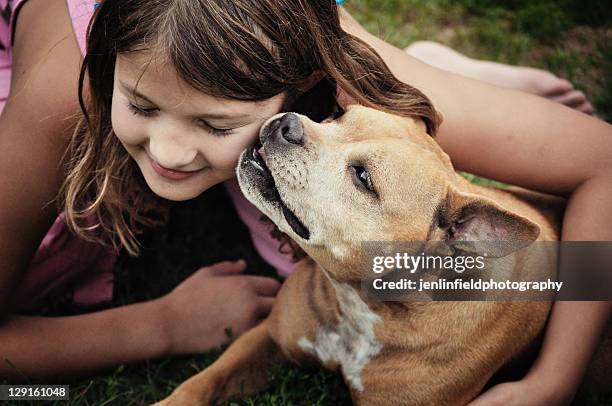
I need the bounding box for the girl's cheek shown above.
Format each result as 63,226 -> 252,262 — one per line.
207,131 -> 258,171
111,101 -> 148,147
209,146 -> 246,171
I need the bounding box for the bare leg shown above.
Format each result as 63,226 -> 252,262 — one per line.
406,41 -> 593,114
154,321 -> 281,406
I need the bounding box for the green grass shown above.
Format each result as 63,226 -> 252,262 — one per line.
4,1 -> 610,404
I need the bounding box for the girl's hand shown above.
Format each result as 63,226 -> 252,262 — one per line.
467,377 -> 571,406
156,260 -> 280,355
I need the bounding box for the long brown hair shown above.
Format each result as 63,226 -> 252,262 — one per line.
60,0 -> 439,256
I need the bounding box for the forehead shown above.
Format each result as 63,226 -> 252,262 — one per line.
116,51 -> 181,93
115,51 -> 286,114
338,106 -> 427,141
322,107 -> 438,162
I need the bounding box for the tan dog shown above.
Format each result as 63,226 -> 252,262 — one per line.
156,106 -> 610,405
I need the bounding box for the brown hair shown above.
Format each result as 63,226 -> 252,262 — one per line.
60,0 -> 439,256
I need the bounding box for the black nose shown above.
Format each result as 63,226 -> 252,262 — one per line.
269,113 -> 304,146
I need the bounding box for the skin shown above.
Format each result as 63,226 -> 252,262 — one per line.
112,52 -> 286,201
0,1 -> 609,400
405,41 -> 593,114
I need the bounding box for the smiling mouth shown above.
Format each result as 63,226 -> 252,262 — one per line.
245,139 -> 311,240
150,159 -> 203,181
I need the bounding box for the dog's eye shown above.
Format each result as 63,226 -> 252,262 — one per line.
350,165 -> 376,195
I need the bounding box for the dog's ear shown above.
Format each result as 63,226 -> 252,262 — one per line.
439,187 -> 540,257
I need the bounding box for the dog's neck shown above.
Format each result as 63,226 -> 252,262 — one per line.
318,265 -> 379,330
298,264 -> 383,392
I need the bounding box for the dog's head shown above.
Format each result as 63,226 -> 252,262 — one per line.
237,106 -> 539,282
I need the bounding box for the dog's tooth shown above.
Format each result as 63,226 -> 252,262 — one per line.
258,146 -> 269,166
251,160 -> 264,172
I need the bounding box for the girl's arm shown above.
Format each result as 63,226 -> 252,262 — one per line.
467,302 -> 611,405
0,260 -> 278,380
0,0 -> 169,379
0,12 -> 166,376
0,0 -> 83,313
0,304 -> 169,379
340,8 -> 612,404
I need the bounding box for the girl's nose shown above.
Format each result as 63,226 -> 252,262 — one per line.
148,130 -> 199,170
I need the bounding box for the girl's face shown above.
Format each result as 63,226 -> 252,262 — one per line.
111,51 -> 285,201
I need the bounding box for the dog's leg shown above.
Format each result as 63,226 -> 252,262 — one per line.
153,320 -> 280,406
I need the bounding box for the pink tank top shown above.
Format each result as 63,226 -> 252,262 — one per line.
4,0 -> 295,311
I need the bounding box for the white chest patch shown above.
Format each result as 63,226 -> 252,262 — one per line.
298,280 -> 382,391
330,244 -> 350,261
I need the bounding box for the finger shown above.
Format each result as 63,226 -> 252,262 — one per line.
540,78 -> 573,97
256,297 -> 276,317
550,90 -> 587,108
465,394 -> 496,406
465,384 -> 513,406
244,275 -> 281,297
577,101 -> 594,115
200,260 -> 247,276
465,396 -> 487,406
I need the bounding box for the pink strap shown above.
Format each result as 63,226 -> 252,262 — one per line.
66,0 -> 95,55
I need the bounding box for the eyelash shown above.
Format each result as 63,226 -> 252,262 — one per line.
127,101 -> 157,117
197,120 -> 235,136
126,102 -> 235,136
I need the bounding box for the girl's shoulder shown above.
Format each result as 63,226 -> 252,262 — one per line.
6,0 -> 95,55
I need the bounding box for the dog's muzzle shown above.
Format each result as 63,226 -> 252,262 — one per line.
239,113 -> 311,241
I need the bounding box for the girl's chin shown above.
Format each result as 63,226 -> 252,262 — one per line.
144,176 -> 208,202
137,160 -> 233,201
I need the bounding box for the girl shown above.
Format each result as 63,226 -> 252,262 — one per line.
0,0 -> 609,405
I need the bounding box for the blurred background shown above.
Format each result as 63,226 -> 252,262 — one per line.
349,0 -> 611,121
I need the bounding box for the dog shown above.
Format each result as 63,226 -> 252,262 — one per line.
156,105 -> 611,405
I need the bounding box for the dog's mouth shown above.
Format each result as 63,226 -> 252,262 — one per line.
243,138 -> 311,241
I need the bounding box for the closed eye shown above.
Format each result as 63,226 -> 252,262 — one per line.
127,101 -> 159,117
197,119 -> 235,136
126,101 -> 235,136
